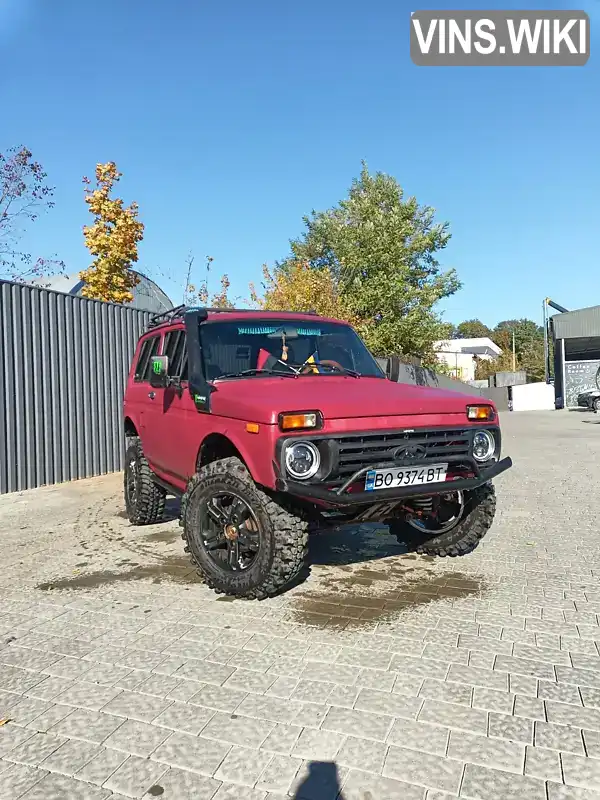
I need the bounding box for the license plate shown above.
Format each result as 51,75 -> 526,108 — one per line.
365,463 -> 448,491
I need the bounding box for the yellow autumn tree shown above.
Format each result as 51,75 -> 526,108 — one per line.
79,162 -> 144,304
250,260 -> 357,323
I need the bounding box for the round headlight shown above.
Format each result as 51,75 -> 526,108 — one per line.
285,442 -> 320,480
472,430 -> 495,462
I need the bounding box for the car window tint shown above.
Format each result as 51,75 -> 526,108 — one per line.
134,336 -> 160,382
163,329 -> 187,377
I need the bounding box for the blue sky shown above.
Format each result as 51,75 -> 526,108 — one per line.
1,0 -> 597,327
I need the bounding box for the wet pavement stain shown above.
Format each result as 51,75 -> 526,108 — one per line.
291,568 -> 485,629
145,530 -> 181,544
36,555 -> 202,591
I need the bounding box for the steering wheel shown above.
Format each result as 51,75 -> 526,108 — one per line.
300,359 -> 345,375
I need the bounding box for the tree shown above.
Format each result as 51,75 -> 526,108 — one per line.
0,145 -> 63,281
456,319 -> 492,339
276,163 -> 461,366
250,260 -> 358,322
79,162 -> 144,304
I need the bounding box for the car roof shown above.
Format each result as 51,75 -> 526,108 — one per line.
144,308 -> 348,335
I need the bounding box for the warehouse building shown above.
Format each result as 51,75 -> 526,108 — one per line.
551,304 -> 600,409
30,270 -> 174,314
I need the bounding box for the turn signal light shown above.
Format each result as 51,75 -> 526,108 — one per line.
279,412 -> 320,431
467,405 -> 495,421
246,423 -> 260,434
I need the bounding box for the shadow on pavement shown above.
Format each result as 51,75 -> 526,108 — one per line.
293,761 -> 345,799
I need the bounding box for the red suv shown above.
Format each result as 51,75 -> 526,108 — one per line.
123,306 -> 512,599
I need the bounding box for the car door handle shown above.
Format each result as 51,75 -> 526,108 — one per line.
148,391 -> 155,400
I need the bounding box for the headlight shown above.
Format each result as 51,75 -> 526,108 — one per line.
472,430 -> 496,462
467,405 -> 495,421
285,441 -> 320,480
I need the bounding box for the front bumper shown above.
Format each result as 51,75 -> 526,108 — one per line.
275,456 -> 513,507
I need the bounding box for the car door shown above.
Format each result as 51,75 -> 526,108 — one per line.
125,333 -> 162,463
150,327 -> 207,482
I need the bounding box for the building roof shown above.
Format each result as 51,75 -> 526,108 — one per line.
30,270 -> 173,314
433,337 -> 503,357
551,304 -> 600,340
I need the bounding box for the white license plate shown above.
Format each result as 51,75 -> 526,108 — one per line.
365,463 -> 448,491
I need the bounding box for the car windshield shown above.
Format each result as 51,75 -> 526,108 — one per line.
199,318 -> 386,380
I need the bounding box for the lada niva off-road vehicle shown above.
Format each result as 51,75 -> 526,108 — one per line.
123,306 -> 512,599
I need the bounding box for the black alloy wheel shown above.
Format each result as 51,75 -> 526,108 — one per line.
200,490 -> 261,572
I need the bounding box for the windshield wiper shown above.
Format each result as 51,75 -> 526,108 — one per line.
313,364 -> 361,378
217,368 -> 296,379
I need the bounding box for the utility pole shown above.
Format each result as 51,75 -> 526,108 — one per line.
512,331 -> 516,372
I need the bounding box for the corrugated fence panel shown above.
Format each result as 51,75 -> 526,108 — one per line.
0,279 -> 151,494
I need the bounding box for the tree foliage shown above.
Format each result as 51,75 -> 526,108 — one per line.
79,162 -> 144,304
274,163 -> 460,365
250,260 -> 359,322
456,319 -> 492,339
457,317 -> 548,382
0,145 -> 63,281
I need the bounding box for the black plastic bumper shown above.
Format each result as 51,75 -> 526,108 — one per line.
276,456 -> 513,507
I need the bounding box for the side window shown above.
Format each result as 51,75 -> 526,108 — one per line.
134,335 -> 160,382
163,329 -> 187,379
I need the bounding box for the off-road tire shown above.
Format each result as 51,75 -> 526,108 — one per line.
124,438 -> 166,525
180,456 -> 309,599
388,483 -> 496,557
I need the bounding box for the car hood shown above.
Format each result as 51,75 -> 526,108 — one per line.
210,375 -> 487,424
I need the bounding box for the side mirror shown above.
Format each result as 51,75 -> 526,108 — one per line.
149,356 -> 169,388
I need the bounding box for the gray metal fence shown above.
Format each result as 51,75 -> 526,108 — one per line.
0,279 -> 150,494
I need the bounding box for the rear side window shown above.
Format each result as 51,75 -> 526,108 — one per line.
163,329 -> 187,378
134,335 -> 160,382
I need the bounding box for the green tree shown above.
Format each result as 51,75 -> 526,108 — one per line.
276,162 -> 461,366
456,319 -> 492,339
493,319 -> 543,353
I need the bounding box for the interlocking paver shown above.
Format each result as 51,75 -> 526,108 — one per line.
19,771 -> 112,799
153,766 -> 221,799
535,720 -> 585,754
0,763 -> 48,797
50,708 -> 125,743
547,700 -> 600,732
547,782 -> 600,799
418,698 -> 487,734
321,705 -> 393,741
488,710 -> 534,743
562,751 -> 600,791
103,718 -> 171,757
3,732 -> 66,767
213,745 -> 272,786
447,730 -> 524,773
342,768 -> 426,799
292,728 -> 345,761
6,412 -> 600,797
383,745 -> 463,794
103,754 -> 169,798
39,737 -> 100,776
386,716 -> 449,756
75,747 -> 129,785
524,744 -> 562,782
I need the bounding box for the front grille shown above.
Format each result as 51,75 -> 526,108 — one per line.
332,428 -> 472,480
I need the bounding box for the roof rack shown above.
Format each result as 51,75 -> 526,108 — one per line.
201,307 -> 321,316
147,304 -> 186,329
146,304 -> 322,330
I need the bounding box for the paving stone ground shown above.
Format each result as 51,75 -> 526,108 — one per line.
1,409 -> 600,799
